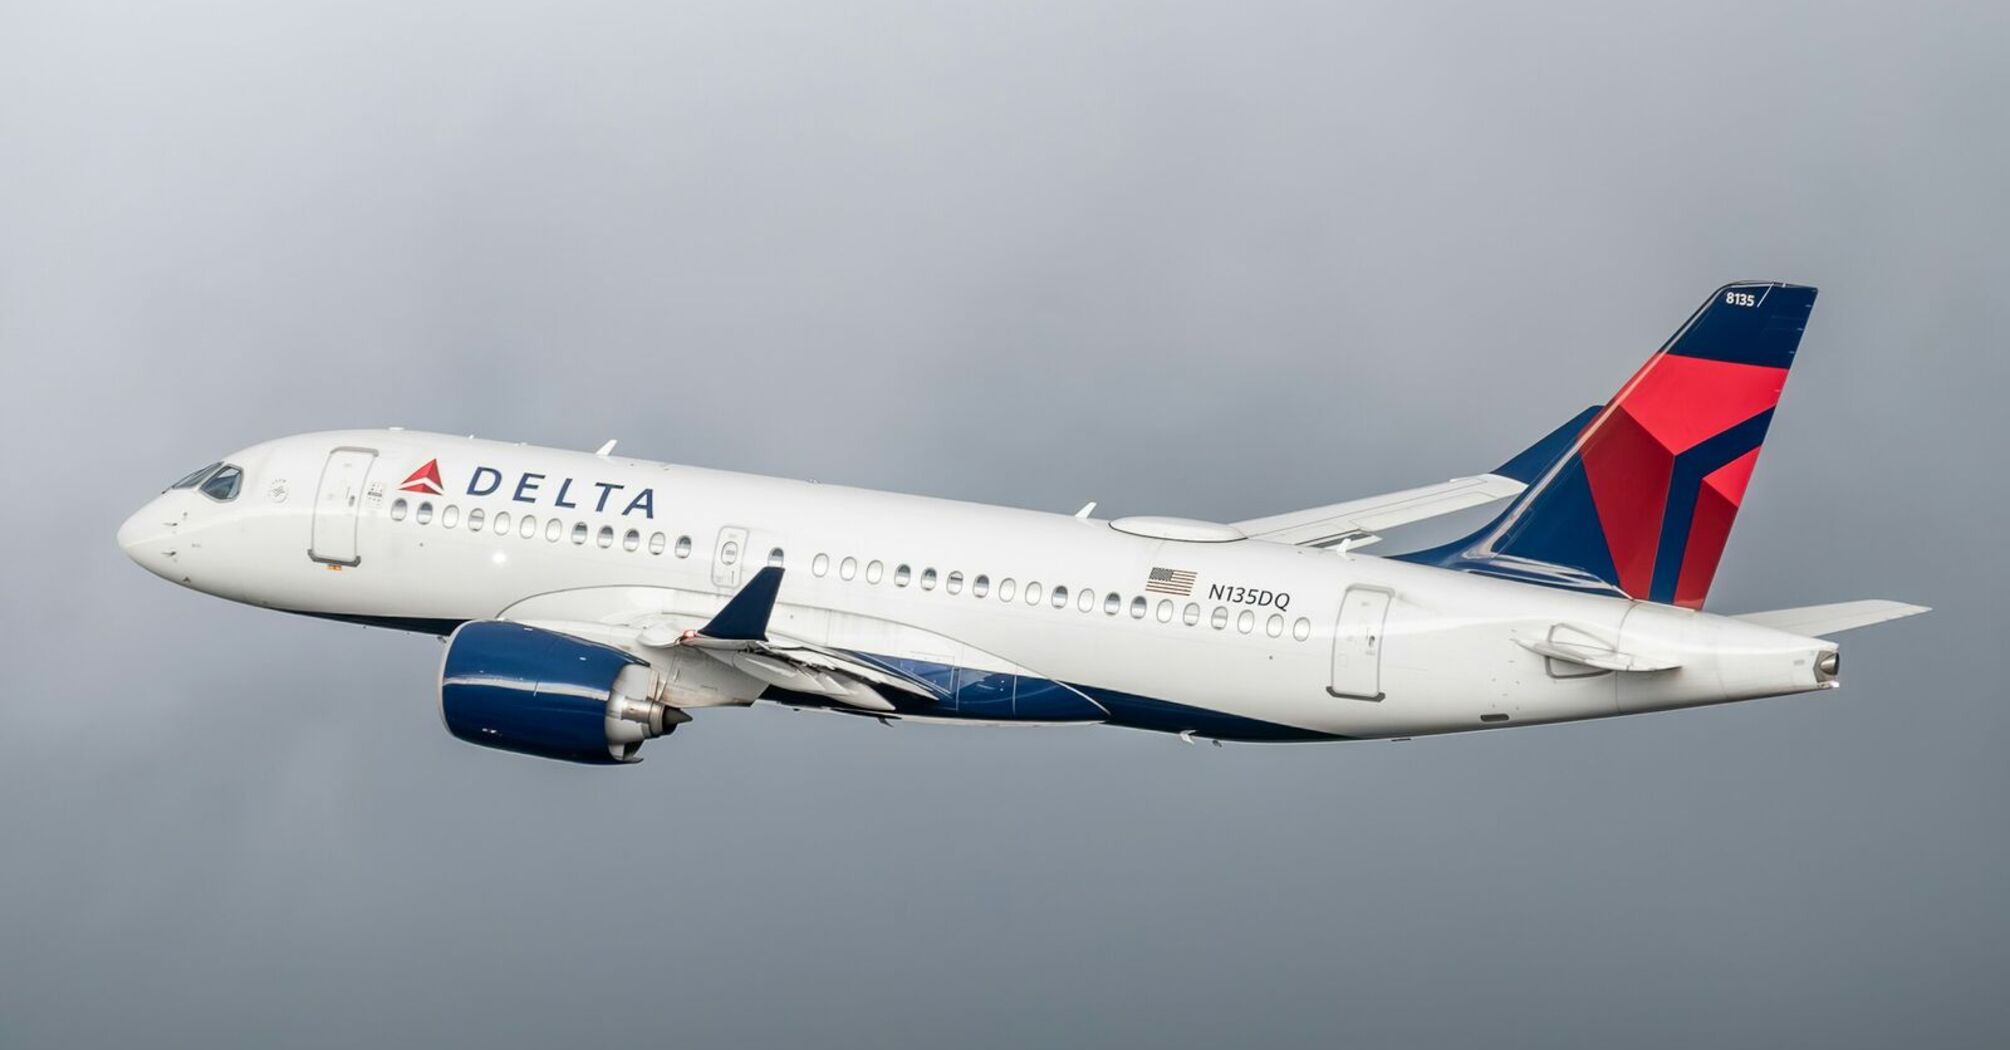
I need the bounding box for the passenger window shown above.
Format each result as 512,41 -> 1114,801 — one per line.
768,547 -> 785,568
416,501 -> 434,525
720,540 -> 740,565
1025,582 -> 1042,605
972,574 -> 989,597
622,529 -> 640,552
571,521 -> 589,545
1292,618 -> 1312,641
866,560 -> 884,584
649,532 -> 668,555
1156,599 -> 1173,623
840,557 -> 858,581
921,568 -> 937,591
946,571 -> 963,594
545,519 -> 564,542
895,564 -> 912,587
1078,589 -> 1095,613
442,505 -> 460,529
519,515 -> 537,539
493,511 -> 511,534
999,578 -> 1016,602
467,508 -> 485,531
597,526 -> 615,549
813,553 -> 830,577
1050,585 -> 1068,608
197,465 -> 242,502
1266,614 -> 1285,638
1183,603 -> 1201,626
1211,607 -> 1230,630
1237,610 -> 1255,634
674,535 -> 692,558
390,499 -> 408,522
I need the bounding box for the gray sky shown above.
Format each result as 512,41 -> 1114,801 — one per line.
2,1 -> 2004,1046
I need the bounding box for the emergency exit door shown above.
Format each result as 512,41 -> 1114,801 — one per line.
310,447 -> 376,566
1327,586 -> 1392,701
712,526 -> 749,588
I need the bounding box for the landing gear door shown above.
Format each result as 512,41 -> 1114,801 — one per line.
310,447 -> 377,566
1328,586 -> 1392,701
712,526 -> 749,588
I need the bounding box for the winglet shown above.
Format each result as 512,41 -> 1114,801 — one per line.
697,567 -> 784,641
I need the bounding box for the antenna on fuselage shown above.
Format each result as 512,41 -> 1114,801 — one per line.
594,440 -> 618,457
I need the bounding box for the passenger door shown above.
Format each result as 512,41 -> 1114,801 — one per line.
711,526 -> 749,588
1327,586 -> 1392,701
310,447 -> 377,566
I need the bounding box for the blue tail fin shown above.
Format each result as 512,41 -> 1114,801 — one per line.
1493,405 -> 1604,484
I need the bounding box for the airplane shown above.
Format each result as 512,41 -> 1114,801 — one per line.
118,282 -> 1928,764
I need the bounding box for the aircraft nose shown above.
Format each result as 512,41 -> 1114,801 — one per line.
116,508 -> 145,553
118,498 -> 180,578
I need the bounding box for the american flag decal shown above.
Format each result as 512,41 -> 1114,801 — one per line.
1145,567 -> 1197,597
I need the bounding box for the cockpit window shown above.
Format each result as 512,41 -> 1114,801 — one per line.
168,462 -> 222,490
199,464 -> 243,502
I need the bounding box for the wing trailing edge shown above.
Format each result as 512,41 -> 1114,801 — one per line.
629,566 -> 937,713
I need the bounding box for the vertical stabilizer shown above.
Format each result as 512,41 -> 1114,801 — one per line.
1402,282 -> 1816,608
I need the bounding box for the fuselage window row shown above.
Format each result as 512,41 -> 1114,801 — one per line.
383,500 -> 1324,644
388,497 -> 673,557
387,508 -> 1332,646
791,550 -> 1312,642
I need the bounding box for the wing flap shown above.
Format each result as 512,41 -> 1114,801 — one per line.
718,651 -> 900,711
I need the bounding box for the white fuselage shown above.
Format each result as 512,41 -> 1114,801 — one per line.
118,430 -> 1841,742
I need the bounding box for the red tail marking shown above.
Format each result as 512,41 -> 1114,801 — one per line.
1619,355 -> 1787,454
1579,409 -> 1673,598
1673,448 -> 1763,609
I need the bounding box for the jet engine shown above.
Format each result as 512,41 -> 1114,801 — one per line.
440,621 -> 689,764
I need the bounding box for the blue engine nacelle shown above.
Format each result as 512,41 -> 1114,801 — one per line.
440,621 -> 689,764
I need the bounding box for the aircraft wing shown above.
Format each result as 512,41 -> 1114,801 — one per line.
1234,405 -> 1602,549
1233,475 -> 1527,549
628,566 -> 939,712
505,567 -> 1066,719
648,631 -> 943,712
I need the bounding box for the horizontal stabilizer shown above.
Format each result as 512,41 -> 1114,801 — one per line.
1734,600 -> 1930,638
1235,406 -> 1601,549
1235,476 -> 1524,548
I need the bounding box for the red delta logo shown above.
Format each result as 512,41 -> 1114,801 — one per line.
398,459 -> 445,495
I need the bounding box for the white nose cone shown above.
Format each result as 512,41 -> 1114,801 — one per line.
117,499 -> 178,579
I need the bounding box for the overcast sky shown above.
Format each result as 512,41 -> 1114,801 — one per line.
2,1 -> 2004,1046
